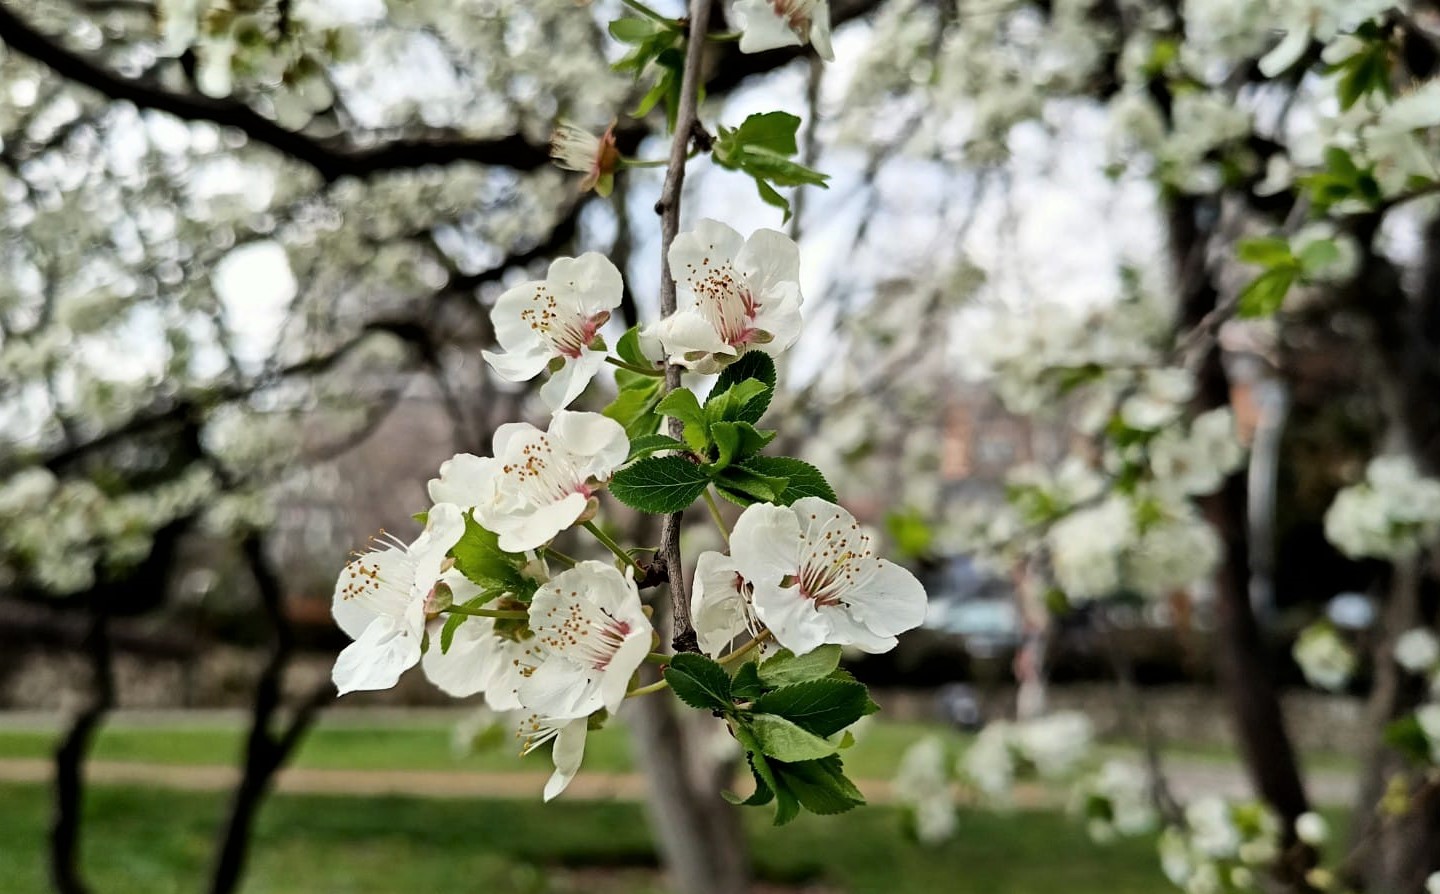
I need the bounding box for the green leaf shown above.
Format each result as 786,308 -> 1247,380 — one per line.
627,433 -> 688,461
731,111 -> 801,156
604,369 -> 664,442
758,645 -> 842,687
731,661 -> 765,700
710,421 -> 776,470
1384,714 -> 1432,765
738,456 -> 836,504
710,353 -> 776,423
746,713 -> 838,762
664,653 -> 734,711
1236,237 -> 1293,267
752,678 -> 873,737
439,612 -> 467,655
656,387 -> 709,453
775,756 -> 866,816
615,326 -> 654,369
734,724 -> 797,823
755,178 -> 792,222
704,378 -> 770,428
608,17 -> 663,44
450,512 -> 531,595
1297,238 -> 1340,274
714,465 -> 790,506
1236,266 -> 1296,318
611,455 -> 712,514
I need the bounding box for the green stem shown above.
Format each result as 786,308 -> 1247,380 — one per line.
543,547 -> 578,568
719,631 -> 770,665
605,355 -> 664,376
583,520 -> 645,574
619,0 -> 676,25
702,489 -> 729,543
619,157 -> 670,168
443,605 -> 528,620
707,30 -> 742,42
626,678 -> 670,698
644,652 -> 671,666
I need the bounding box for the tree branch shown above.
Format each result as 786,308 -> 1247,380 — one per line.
653,0 -> 714,655
0,2 -> 548,181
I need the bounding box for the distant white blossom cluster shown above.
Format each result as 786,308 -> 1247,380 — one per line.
1072,759 -> 1158,844
1292,621 -> 1356,692
1158,798 -> 1281,894
1324,456 -> 1440,561
962,711 -> 1095,799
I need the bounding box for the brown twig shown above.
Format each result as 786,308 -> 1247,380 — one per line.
653,0 -> 714,655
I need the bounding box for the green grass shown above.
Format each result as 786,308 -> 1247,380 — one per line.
0,715 -> 955,780
0,782 -> 1166,893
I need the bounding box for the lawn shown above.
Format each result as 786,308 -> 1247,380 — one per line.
0,781 -> 1167,893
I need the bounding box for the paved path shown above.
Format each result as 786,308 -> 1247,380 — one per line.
0,757 -> 1356,807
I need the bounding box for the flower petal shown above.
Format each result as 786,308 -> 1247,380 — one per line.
846,559 -> 928,638
733,0 -> 804,54
730,502 -> 803,587
487,491 -> 589,553
539,349 -> 607,411
751,581 -> 830,656
547,252 -> 623,317
692,550 -> 752,658
543,718 -> 589,802
549,410 -> 629,478
332,614 -> 422,694
428,453 -> 499,509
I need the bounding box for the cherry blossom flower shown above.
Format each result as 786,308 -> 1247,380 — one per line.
331,503 -> 465,694
420,572 -> 548,709
520,561 -> 652,720
726,497 -> 926,656
428,411 -> 629,553
482,253 -> 624,410
518,713 -> 590,802
647,219 -> 803,375
550,122 -> 621,196
733,0 -> 834,62
690,550 -> 764,657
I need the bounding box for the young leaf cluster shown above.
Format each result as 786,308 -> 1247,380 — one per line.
711,112 -> 829,222
605,351 -> 836,513
437,512 -> 537,655
662,645 -> 878,825
1233,233 -> 1342,318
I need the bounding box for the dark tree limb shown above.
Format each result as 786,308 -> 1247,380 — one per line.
207,535 -> 328,894
0,2 -> 548,181
48,604 -> 114,894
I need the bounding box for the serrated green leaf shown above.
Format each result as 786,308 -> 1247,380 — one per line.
775,755 -> 865,816
714,465 -> 789,505
731,147 -> 830,187
755,177 -> 792,222
611,455 -> 712,514
664,652 -> 733,711
1236,266 -> 1296,318
627,433 -> 688,461
705,378 -> 769,426
731,661 -> 765,700
739,456 -> 836,504
710,353 -> 776,423
758,645 -> 843,687
752,678 -> 873,737
747,713 -> 838,762
451,513 -> 531,594
656,387 -> 709,453
604,374 -> 665,441
608,17 -> 663,44
711,421 -> 776,470
731,111 -> 802,156
1236,237 -> 1293,267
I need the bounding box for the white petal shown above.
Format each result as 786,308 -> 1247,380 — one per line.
487,492 -> 589,553
730,502 -> 802,586
668,219 -> 744,302
846,560 -> 928,638
333,545 -> 413,626
819,607 -> 898,653
692,551 -> 752,658
735,228 -> 800,299
482,345 -> 552,384
520,656 -> 602,718
543,718 -> 589,801
490,280 -> 550,353
733,0 -> 803,54
809,1 -> 834,61
407,503 -> 466,599
1258,28 -> 1311,78
420,616 -> 492,697
428,454 -> 499,508
751,581 -> 830,656
547,252 -> 624,317
332,615 -> 422,695
539,350 -> 607,411
550,410 -> 629,478
752,289 -> 804,353
648,310 -> 735,367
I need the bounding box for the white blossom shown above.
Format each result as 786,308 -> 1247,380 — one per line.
691,549 -> 762,658
648,219 -> 804,375
331,504 -> 466,695
1149,408 -> 1246,498
428,411 -> 629,554
1395,628 -> 1440,675
1295,811 -> 1328,846
1292,622 -> 1355,692
482,253 -> 624,410
732,0 -> 834,62
894,736 -> 957,844
1324,456 -> 1440,561
549,122 -> 620,196
725,497 -> 927,656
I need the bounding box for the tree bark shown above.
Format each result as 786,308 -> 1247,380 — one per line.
1169,198 -> 1313,847
49,605 -> 114,894
208,535 -> 328,894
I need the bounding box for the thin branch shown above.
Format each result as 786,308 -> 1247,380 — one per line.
654,0 -> 715,655
0,3 -> 548,181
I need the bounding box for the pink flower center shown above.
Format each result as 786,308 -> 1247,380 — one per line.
519,287 -> 609,359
